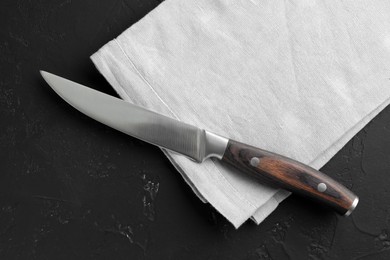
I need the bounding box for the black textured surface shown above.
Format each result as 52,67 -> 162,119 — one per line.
1,1 -> 390,259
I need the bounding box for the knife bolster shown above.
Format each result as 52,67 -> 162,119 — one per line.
201,131 -> 229,161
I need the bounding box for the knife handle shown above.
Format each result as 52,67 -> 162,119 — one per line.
222,139 -> 358,215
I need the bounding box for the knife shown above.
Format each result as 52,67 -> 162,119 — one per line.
40,71 -> 359,216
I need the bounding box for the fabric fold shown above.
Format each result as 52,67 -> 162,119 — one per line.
91,0 -> 390,228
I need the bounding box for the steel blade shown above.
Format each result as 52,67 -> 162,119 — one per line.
40,71 -> 228,162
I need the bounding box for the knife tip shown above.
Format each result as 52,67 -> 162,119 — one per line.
39,70 -> 48,78
40,70 -> 55,85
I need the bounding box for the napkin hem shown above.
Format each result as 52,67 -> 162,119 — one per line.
113,39 -> 180,118
251,189 -> 291,224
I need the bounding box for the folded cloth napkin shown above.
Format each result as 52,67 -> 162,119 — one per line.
91,0 -> 390,228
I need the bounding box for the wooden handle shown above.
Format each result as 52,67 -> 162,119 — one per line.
222,140 -> 358,215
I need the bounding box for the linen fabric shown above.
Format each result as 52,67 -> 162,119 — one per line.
91,0 -> 390,228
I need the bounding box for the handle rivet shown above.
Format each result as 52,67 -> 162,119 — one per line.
317,183 -> 327,192
250,157 -> 260,167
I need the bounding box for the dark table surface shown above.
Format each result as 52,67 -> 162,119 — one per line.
1,0 -> 390,259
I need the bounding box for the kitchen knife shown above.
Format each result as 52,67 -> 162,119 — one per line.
40,71 -> 359,216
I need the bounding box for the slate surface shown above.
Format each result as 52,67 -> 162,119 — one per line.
1,0 -> 390,259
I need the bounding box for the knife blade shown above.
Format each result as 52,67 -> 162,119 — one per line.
40,71 -> 358,216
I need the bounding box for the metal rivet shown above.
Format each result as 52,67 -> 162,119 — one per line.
317,183 -> 327,192
250,157 -> 260,167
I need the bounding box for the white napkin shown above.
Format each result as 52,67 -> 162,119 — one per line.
91,0 -> 390,228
